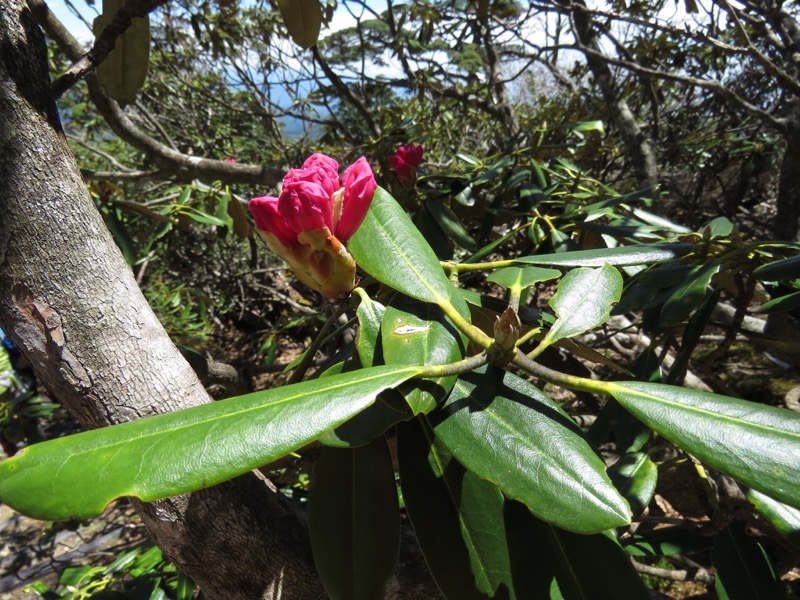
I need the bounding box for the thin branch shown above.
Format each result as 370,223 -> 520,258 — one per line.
630,557 -> 715,585
28,0 -> 285,188
51,0 -> 168,99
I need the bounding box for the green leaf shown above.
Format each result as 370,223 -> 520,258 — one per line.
712,522 -> 785,600
543,264 -> 623,346
432,366 -> 631,533
277,0 -> 322,49
607,452 -> 657,518
0,365 -> 422,520
528,521 -> 652,599
309,438 -> 400,600
756,290 -> 800,314
659,262 -> 720,327
93,0 -> 150,107
349,187 -> 453,307
569,119 -> 605,133
426,198 -> 477,251
754,254 -> 800,281
355,294 -> 385,367
486,266 -> 561,292
382,303 -> 465,415
746,488 -> 800,550
610,382 -> 800,510
517,243 -> 693,267
398,418 -> 541,599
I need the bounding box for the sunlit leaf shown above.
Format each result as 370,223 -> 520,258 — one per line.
486,266 -> 561,291
382,302 -> 466,415
746,488 -> 800,550
516,243 -> 693,267
543,264 -> 622,345
610,382 -> 800,510
432,366 -> 631,533
0,366 -> 422,520
350,187 -> 453,307
355,294 -> 385,368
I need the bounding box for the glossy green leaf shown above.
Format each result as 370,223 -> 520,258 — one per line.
756,290 -> 800,314
381,302 -> 465,414
705,216 -> 735,238
754,254 -> 800,281
356,294 -> 385,367
0,365 -> 422,520
398,418 -> 536,599
610,381 -> 800,510
277,0 -> 322,49
93,0 -> 150,107
607,452 -> 657,518
486,266 -> 561,292
427,198 -> 477,251
659,262 -> 720,327
309,438 -> 400,600
746,488 -> 800,550
712,522 -> 785,600
543,264 -> 623,345
432,366 -> 631,533
622,527 -> 713,556
349,187 -> 453,306
517,243 -> 693,267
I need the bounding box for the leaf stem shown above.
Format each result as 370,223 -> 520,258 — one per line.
441,259 -> 518,274
415,352 -> 489,378
437,297 -> 494,349
512,348 -> 615,396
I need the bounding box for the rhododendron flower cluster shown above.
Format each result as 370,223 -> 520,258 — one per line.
388,144 -> 424,180
249,154 -> 377,299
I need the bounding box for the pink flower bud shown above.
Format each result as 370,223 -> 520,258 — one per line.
388,144 -> 424,179
248,153 -> 377,299
336,157 -> 377,243
278,180 -> 334,233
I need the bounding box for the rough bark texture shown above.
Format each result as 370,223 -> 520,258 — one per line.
0,1 -> 326,597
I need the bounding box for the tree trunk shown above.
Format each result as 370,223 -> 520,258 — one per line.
774,124 -> 800,241
567,0 -> 659,189
0,1 -> 326,597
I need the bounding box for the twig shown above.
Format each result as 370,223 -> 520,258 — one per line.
630,557 -> 715,585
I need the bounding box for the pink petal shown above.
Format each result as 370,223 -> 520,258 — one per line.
337,157 -> 377,243
249,196 -> 296,246
278,180 -> 334,233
